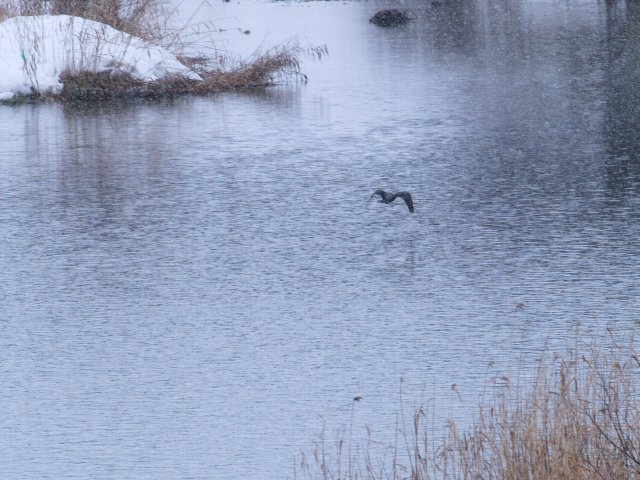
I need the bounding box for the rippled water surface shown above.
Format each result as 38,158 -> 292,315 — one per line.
2,0 -> 640,478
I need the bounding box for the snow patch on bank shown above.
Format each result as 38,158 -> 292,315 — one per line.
0,14 -> 201,99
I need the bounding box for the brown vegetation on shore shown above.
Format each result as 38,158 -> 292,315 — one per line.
57,42 -> 326,100
299,328 -> 640,480
0,0 -> 172,43
0,0 -> 326,101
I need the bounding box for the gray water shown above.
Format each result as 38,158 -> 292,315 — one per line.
2,0 -> 640,478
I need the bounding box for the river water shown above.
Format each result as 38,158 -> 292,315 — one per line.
1,0 -> 640,478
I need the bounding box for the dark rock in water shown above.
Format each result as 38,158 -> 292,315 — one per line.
369,9 -> 410,27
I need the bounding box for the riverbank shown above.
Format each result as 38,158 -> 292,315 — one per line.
0,0 -> 325,103
301,328 -> 640,480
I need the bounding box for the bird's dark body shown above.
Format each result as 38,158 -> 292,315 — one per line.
368,189 -> 414,213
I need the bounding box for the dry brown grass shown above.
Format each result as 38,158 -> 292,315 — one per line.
190,43 -> 327,92
299,328 -> 640,480
0,0 -> 327,101
0,0 -> 170,43
56,42 -> 326,100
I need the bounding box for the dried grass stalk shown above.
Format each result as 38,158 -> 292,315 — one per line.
0,0 -> 170,43
300,329 -> 640,480
0,1 -> 327,101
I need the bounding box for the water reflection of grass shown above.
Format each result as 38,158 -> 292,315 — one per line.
0,0 -> 326,101
300,328 -> 640,480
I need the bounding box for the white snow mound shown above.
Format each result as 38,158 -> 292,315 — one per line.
0,15 -> 201,99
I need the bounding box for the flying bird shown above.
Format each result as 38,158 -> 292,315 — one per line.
367,189 -> 414,213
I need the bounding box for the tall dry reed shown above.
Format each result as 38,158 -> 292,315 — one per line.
0,0 -> 170,43
0,0 -> 326,100
190,43 -> 328,92
300,328 -> 640,480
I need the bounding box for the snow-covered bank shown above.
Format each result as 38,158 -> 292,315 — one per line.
0,14 -> 200,100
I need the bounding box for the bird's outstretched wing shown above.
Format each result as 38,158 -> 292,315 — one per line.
367,189 -> 385,208
397,191 -> 414,213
